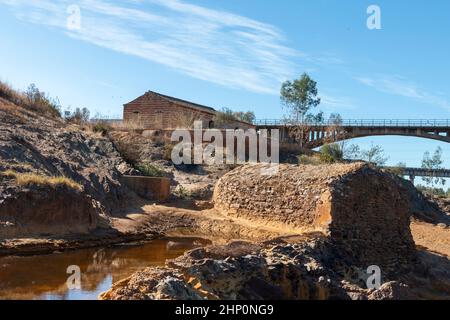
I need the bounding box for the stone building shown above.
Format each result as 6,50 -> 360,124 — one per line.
123,90 -> 254,130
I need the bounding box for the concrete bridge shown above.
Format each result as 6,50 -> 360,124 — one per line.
255,119 -> 450,148
383,166 -> 450,183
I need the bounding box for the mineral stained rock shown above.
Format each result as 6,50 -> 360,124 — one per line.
213,163 -> 416,272
100,238 -> 351,300
102,238 -> 444,300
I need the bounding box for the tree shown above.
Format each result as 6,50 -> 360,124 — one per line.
328,113 -> 343,125
343,143 -> 388,166
66,107 -> 90,124
280,73 -> 321,123
343,143 -> 361,160
233,111 -> 256,124
396,162 -> 407,167
25,83 -> 61,117
421,147 -> 446,187
361,143 -> 389,166
213,108 -> 256,127
304,111 -> 324,124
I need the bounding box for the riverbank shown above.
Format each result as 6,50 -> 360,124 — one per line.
0,198 -> 303,257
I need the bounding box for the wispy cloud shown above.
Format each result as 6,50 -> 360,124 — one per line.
320,92 -> 356,110
355,74 -> 450,110
0,0 -> 305,94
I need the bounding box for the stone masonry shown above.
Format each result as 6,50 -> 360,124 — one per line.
213,163 -> 416,272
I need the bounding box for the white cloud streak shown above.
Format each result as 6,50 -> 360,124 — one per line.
320,93 -> 356,110
355,74 -> 450,111
1,0 -> 302,94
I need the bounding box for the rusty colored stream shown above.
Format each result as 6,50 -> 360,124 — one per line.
0,237 -> 210,300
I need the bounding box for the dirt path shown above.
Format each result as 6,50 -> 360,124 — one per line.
111,202 -> 304,244
411,219 -> 450,257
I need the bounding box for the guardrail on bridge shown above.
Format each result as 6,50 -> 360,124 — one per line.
254,119 -> 450,127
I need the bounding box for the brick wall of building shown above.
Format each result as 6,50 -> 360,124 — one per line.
124,92 -> 215,130
124,91 -> 256,130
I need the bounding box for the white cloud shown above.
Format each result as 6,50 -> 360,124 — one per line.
0,0 -> 303,94
355,74 -> 450,110
320,93 -> 356,110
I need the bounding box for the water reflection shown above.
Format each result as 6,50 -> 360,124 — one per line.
0,237 -> 210,300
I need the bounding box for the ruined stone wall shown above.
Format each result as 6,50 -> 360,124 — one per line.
213,163 -> 416,271
121,176 -> 170,202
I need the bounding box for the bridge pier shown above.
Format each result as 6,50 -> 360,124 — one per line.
409,174 -> 415,184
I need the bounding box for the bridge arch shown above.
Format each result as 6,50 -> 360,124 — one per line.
255,120 -> 450,149
305,128 -> 450,148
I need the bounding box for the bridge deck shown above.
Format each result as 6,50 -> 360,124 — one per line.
254,119 -> 450,148
255,119 -> 450,128
384,167 -> 450,178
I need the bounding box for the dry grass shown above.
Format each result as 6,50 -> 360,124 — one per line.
1,170 -> 83,191
172,111 -> 204,129
297,154 -> 324,165
0,80 -> 61,118
110,119 -> 145,131
0,81 -> 26,106
0,161 -> 33,171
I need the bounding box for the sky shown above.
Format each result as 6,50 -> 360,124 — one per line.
0,0 -> 449,182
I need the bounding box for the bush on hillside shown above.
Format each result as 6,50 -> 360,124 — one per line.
92,121 -> 112,136
24,84 -> 61,118
319,143 -> 344,163
0,81 -> 61,118
135,162 -> 167,177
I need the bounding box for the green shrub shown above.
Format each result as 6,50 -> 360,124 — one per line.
135,163 -> 167,177
319,143 -> 343,163
173,185 -> 191,199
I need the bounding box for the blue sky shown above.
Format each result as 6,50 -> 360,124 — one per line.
0,0 -> 449,179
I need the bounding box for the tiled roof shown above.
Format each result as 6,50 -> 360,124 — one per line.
125,90 -> 216,114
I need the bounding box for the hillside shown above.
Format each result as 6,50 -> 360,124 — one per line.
0,85 -> 136,240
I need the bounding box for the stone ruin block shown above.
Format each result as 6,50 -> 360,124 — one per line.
213,163 -> 416,271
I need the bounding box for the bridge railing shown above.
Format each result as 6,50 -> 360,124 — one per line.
254,119 -> 450,127
383,167 -> 450,178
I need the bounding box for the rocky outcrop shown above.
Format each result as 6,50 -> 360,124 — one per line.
101,238 -> 443,300
99,267 -> 205,300
213,163 -> 416,272
392,176 -> 450,224
100,238 -> 347,300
